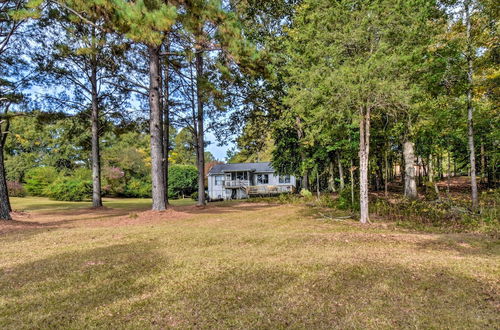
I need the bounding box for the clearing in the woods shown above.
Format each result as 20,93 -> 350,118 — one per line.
0,197 -> 498,329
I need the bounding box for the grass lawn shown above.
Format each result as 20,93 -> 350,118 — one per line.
0,198 -> 498,329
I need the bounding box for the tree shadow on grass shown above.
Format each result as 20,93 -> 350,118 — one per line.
167,261 -> 499,329
0,243 -> 498,328
0,241 -> 170,329
414,233 -> 500,257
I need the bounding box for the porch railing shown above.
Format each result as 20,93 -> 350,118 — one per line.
224,180 -> 250,187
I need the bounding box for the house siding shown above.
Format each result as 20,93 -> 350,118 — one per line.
207,163 -> 296,201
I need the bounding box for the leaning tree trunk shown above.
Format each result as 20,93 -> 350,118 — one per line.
90,61 -> 102,208
403,141 -> 418,200
465,0 -> 479,209
359,106 -> 370,224
195,49 -> 206,206
148,44 -> 167,211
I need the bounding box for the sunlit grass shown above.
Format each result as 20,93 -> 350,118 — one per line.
10,196 -> 195,212
1,198 -> 498,328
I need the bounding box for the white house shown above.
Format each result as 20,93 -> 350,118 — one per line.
207,162 -> 296,200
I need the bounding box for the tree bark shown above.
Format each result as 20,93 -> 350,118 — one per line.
148,44 -> 167,211
447,151 -> 451,195
384,149 -> 389,197
328,159 -> 336,192
403,141 -> 417,199
295,116 -> 308,191
0,136 -> 11,220
480,142 -> 485,183
195,49 -> 206,206
337,152 -> 345,191
163,38 -> 170,205
316,167 -> 320,197
90,56 -> 102,208
429,154 -> 440,200
465,0 -> 479,209
350,159 -> 355,207
359,106 -> 370,224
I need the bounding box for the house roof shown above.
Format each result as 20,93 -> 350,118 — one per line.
208,162 -> 275,175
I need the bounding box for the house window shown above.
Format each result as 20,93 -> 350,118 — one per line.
279,175 -> 291,184
236,172 -> 248,180
257,174 -> 269,184
215,175 -> 224,186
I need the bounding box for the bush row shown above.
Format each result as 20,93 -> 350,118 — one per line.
10,164 -> 199,201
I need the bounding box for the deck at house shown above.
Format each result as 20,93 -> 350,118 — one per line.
208,162 -> 297,200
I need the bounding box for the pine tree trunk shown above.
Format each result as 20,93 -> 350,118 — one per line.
359,106 -> 370,224
465,0 -> 479,209
163,56 -> 170,205
148,44 -> 166,211
163,38 -> 170,205
403,141 -> 417,199
0,137 -> 11,220
337,152 -> 345,191
90,61 -> 102,208
195,50 -> 206,206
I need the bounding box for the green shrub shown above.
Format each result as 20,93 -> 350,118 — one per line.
168,164 -> 198,199
300,189 -> 312,199
24,167 -> 58,196
125,177 -> 151,198
45,177 -> 92,201
337,185 -> 359,211
7,181 -> 26,197
72,167 -> 92,180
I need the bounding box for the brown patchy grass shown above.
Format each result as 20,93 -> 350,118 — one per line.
0,197 -> 499,329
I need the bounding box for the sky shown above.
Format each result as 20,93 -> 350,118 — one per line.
206,132 -> 233,161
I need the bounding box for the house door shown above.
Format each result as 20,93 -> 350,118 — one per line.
231,189 -> 237,200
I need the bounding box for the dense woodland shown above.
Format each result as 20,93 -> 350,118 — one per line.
0,0 -> 498,225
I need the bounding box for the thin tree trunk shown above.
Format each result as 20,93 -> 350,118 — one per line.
328,159 -> 336,192
359,106 -> 370,224
0,132 -> 11,220
90,57 -> 102,208
148,44 -> 166,211
350,159 -> 355,207
447,151 -> 451,195
163,38 -> 170,205
316,167 -> 320,197
403,141 -> 417,199
337,152 -> 345,191
384,149 -> 389,197
428,154 -> 440,200
302,170 -> 309,191
295,116 -> 308,191
465,0 -> 479,209
195,49 -> 206,206
480,142 -> 485,183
